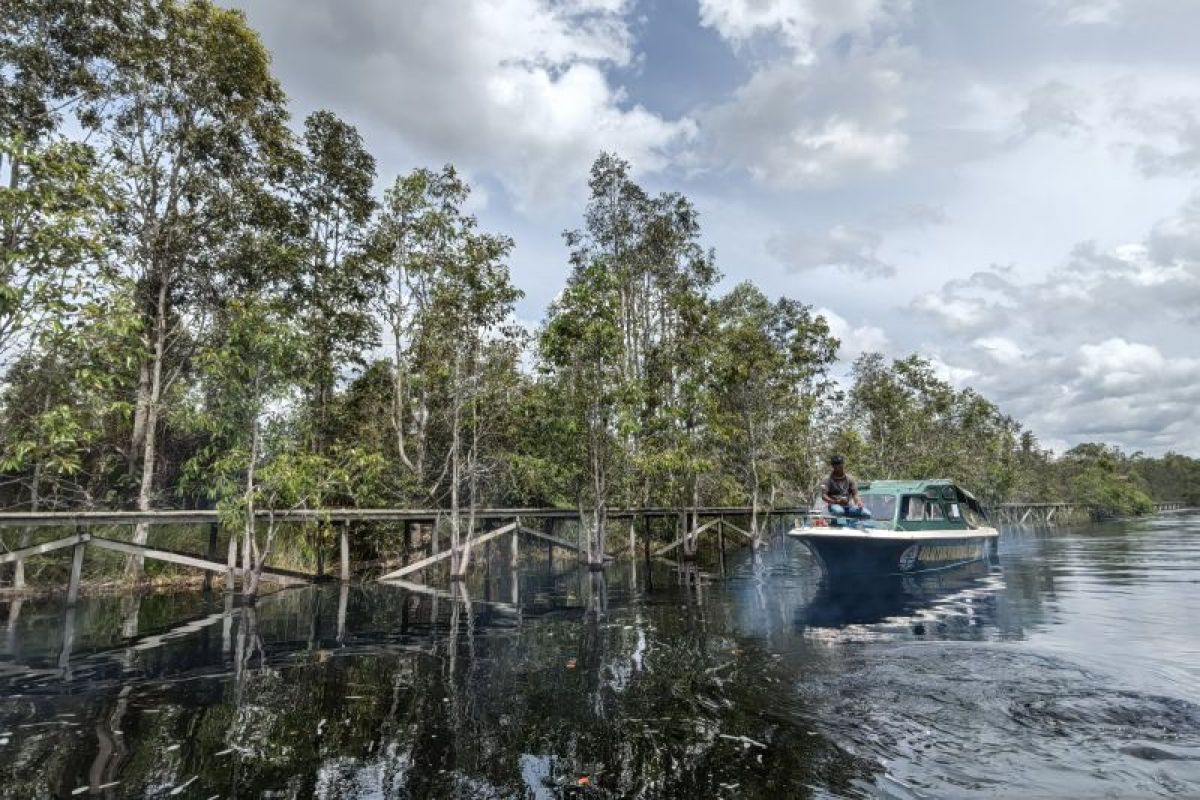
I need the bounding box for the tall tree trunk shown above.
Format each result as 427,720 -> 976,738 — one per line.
449,354 -> 462,575
242,409 -> 260,596
13,458 -> 41,590
128,361 -> 151,474
457,380 -> 481,578
391,327 -> 414,471
751,484 -> 761,550
126,278 -> 168,580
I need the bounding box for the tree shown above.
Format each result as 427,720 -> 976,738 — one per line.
289,110 -> 380,458
369,166 -> 468,490
541,153 -> 719,563
0,0 -> 110,144
91,0 -> 289,577
708,283 -> 838,547
180,295 -> 298,596
0,136 -> 111,379
841,352 -> 1027,504
0,283 -> 141,586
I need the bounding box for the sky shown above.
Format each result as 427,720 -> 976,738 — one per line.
230,0 -> 1200,456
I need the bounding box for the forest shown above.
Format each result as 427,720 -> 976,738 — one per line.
3,1 -> 1197,585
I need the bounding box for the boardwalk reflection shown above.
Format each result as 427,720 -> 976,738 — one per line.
4,519 -> 1198,798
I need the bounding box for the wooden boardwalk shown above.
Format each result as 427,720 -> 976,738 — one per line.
0,505 -> 801,597
2,501 -> 1190,597
987,501 -> 1188,526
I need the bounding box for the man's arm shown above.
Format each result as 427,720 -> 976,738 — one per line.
820,480 -> 836,504
848,478 -> 864,508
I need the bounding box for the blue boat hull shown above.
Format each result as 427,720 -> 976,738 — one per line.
793,532 -> 995,578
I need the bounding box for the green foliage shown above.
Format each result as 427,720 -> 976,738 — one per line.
1052,444 -> 1154,517
707,282 -> 838,512
2,4 -> 1196,591
842,353 -> 1027,506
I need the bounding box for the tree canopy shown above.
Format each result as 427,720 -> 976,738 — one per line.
2,0 -> 1195,587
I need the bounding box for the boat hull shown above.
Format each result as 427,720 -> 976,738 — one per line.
788,527 -> 998,578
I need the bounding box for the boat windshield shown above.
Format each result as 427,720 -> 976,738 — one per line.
860,493 -> 897,521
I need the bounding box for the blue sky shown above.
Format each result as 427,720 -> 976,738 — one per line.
232,0 -> 1200,455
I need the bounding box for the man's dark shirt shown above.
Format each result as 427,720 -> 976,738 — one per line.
821,472 -> 857,503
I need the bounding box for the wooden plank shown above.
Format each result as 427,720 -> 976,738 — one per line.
378,522 -> 518,582
517,525 -> 579,554
721,520 -> 754,540
654,519 -> 719,556
516,526 -> 616,560
0,505 -> 814,528
0,532 -> 89,564
87,536 -> 310,586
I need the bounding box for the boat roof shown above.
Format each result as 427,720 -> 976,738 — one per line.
859,478 -> 957,494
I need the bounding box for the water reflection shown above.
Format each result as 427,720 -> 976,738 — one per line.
0,516 -> 1199,798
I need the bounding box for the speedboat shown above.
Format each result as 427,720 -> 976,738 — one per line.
786,479 -> 999,578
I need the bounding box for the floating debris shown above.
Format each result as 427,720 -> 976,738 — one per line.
70,787 -> 89,796
215,748 -> 233,756
718,733 -> 768,749
169,776 -> 198,795
565,658 -> 577,669
98,782 -> 120,790
165,743 -> 181,751
316,718 -> 327,736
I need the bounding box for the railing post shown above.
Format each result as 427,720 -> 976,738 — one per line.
204,522 -> 218,592
340,521 -> 350,583
66,526 -> 86,606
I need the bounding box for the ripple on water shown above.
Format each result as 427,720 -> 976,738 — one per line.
800,643 -> 1200,798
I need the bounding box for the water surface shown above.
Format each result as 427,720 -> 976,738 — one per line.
2,514 -> 1198,798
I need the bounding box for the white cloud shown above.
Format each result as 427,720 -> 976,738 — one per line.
697,0 -> 910,64
817,307 -> 890,359
768,224 -> 897,277
236,0 -> 693,209
1018,81 -> 1091,138
1043,0 -> 1124,26
698,45 -> 913,188
917,194 -> 1200,453
972,336 -> 1024,367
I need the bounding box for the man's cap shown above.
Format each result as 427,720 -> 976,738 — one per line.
830,454 -> 845,466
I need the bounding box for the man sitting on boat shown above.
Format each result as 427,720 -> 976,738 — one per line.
821,455 -> 871,521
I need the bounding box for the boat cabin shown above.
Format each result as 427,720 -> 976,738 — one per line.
821,479 -> 989,531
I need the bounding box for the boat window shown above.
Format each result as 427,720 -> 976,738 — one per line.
861,494 -> 896,520
947,502 -> 962,521
926,501 -> 945,521
903,496 -> 924,521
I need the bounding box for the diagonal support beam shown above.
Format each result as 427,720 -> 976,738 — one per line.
516,525 -> 615,560
0,533 -> 89,564
654,518 -> 719,556
378,522 -> 518,582
720,520 -> 754,540
87,536 -> 310,586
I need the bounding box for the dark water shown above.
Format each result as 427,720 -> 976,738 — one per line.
2,515 -> 1199,799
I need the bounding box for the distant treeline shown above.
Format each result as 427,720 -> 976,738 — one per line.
2,2 -> 1196,583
